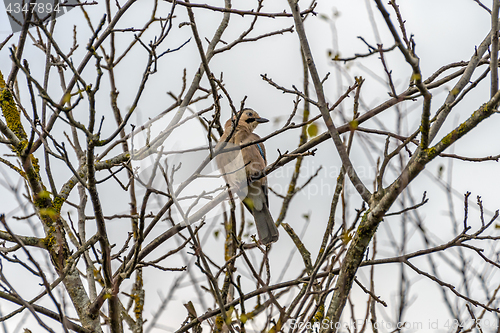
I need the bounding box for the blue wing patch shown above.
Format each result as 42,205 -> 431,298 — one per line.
256,143 -> 265,161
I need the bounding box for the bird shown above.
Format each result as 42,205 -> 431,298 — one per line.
215,108 -> 279,245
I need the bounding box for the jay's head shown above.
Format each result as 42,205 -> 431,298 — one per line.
225,108 -> 269,132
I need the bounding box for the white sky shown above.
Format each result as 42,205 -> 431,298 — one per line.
0,0 -> 499,332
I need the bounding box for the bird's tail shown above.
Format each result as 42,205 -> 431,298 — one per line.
253,205 -> 279,245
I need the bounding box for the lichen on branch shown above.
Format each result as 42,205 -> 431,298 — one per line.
0,71 -> 27,144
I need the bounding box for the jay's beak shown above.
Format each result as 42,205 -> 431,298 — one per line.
256,117 -> 269,123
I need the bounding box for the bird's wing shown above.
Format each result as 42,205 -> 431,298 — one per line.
241,132 -> 266,180
245,133 -> 268,201
239,132 -> 272,209
249,132 -> 266,163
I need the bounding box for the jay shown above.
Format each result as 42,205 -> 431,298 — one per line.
215,109 -> 279,245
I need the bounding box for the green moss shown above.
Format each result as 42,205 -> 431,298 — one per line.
312,304 -> 324,323
31,155 -> 40,173
34,190 -> 52,209
341,231 -> 353,244
60,178 -> 76,199
0,70 -> 73,268
457,120 -> 469,135
25,155 -> 43,183
53,196 -> 66,213
214,315 -> 224,332
441,132 -> 453,146
0,71 -> 27,142
42,224 -> 57,247
133,293 -> 144,317
26,167 -> 38,185
426,147 -> 437,159
239,313 -> 248,324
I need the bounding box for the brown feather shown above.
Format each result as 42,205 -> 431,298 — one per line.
215,109 -> 279,244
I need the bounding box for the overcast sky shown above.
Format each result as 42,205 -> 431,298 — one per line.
0,1 -> 499,332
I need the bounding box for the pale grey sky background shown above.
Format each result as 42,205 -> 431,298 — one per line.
0,0 -> 499,332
